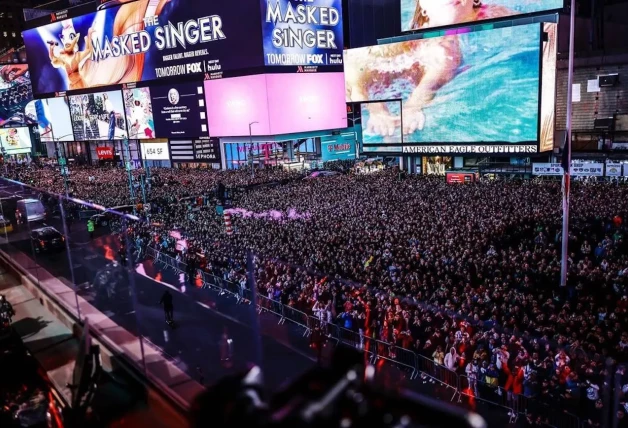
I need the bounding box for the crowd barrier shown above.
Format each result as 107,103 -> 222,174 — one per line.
143,247 -> 584,428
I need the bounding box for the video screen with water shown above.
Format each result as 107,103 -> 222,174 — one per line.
345,23 -> 541,147
400,0 -> 564,33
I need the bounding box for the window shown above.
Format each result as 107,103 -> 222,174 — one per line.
11,32 -> 15,38
2,32 -> 6,37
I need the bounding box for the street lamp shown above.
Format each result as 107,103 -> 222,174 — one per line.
248,121 -> 259,178
54,135 -> 74,196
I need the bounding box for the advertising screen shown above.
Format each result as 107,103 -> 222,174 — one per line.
151,82 -> 208,138
345,23 -> 541,154
401,0 -> 563,33
194,138 -> 221,163
25,97 -> 74,142
140,140 -> 170,160
540,23 -> 557,152
0,64 -> 34,128
361,101 -> 403,152
69,90 -> 128,140
261,0 -> 344,69
321,133 -> 356,161
204,74 -> 271,137
0,127 -> 32,154
205,72 -> 346,137
23,0 -> 265,96
123,87 -> 155,139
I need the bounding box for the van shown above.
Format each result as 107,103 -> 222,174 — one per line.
16,199 -> 46,223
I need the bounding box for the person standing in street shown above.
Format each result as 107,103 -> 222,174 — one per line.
159,290 -> 174,325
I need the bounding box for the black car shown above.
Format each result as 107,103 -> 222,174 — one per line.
31,227 -> 65,253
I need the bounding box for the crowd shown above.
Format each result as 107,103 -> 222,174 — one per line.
4,163 -> 628,426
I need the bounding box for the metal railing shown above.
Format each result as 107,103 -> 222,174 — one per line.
143,246 -> 584,427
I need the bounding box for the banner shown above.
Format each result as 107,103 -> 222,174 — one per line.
261,0 -> 344,70
570,162 -> 604,177
23,0 -> 264,96
140,140 -> 170,160
606,162 -> 623,177
532,163 -> 563,176
96,146 -> 114,159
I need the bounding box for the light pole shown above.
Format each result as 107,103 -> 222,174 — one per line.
54,135 -> 74,196
248,121 -> 258,178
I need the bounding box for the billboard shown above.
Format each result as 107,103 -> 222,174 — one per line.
0,127 -> 32,154
23,0 -> 265,96
123,87 -> 155,139
194,138 -> 221,163
321,132 -> 356,161
540,23 -> 557,152
345,23 -> 541,154
532,163 -> 563,176
571,162 -> 603,177
140,140 -> 170,160
606,162 -> 623,177
150,82 -> 208,138
401,0 -> 564,33
96,146 -> 114,159
205,72 -> 346,137
261,0 -> 344,69
0,64 -> 34,128
25,97 -> 74,142
361,100 -> 403,150
69,90 -> 127,140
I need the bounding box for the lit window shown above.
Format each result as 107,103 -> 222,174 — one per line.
11,32 -> 15,38
2,32 -> 6,37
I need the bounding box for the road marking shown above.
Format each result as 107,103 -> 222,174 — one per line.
85,255 -> 99,260
72,264 -> 82,269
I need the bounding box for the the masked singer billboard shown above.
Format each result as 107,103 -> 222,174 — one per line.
23,0 -> 264,97
261,0 -> 343,70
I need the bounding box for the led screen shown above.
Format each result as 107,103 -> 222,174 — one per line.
140,140 -> 170,160
260,0 -> 344,68
401,0 -> 563,32
23,0 -> 264,96
321,132 -> 356,161
204,74 -> 272,137
0,64 -> 34,128
25,97 -> 74,142
205,72 -> 346,137
540,22 -> 557,153
123,87 -> 155,139
0,127 -> 32,154
345,23 -> 541,153
151,82 -> 208,138
69,90 -> 128,141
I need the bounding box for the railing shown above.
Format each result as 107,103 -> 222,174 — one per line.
143,247 -> 584,427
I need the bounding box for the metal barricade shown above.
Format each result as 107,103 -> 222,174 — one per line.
307,315 -> 339,339
513,394 -> 582,428
281,305 -> 310,330
257,295 -> 285,322
458,374 -> 515,421
391,347 -> 419,380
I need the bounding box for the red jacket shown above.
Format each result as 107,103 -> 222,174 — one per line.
504,365 -> 524,395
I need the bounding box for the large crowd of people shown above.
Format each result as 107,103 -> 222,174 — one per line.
4,163 -> 628,426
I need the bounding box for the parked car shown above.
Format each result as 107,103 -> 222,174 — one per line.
31,227 -> 65,253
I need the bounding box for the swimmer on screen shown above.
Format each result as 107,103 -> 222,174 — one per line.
346,0 -> 515,138
408,0 -> 515,31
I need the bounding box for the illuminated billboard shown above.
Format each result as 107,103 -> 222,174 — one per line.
150,82 -> 208,138
204,72 -> 346,137
25,97 -> 74,142
140,140 -> 170,160
0,64 -> 34,128
69,90 -> 128,141
23,0 -> 265,96
123,87 -> 155,139
261,0 -> 344,69
346,23 -> 541,154
401,0 -> 563,33
0,127 -> 32,154
540,23 -> 557,153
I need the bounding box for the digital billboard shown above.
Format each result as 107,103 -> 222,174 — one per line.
0,64 -> 34,128
345,23 -> 541,154
123,87 -> 155,139
540,22 -> 557,153
205,72 -> 346,137
23,0 -> 265,97
401,0 -> 563,33
0,127 -> 32,154
261,0 -> 344,69
150,82 -> 208,138
321,132 -> 356,161
140,140 -> 170,160
361,101 -> 403,151
69,90 -> 127,140
25,97 -> 74,142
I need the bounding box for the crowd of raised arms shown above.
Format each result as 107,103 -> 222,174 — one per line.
6,163 -> 628,427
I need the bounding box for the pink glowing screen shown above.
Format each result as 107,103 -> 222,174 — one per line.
204,73 -> 346,137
